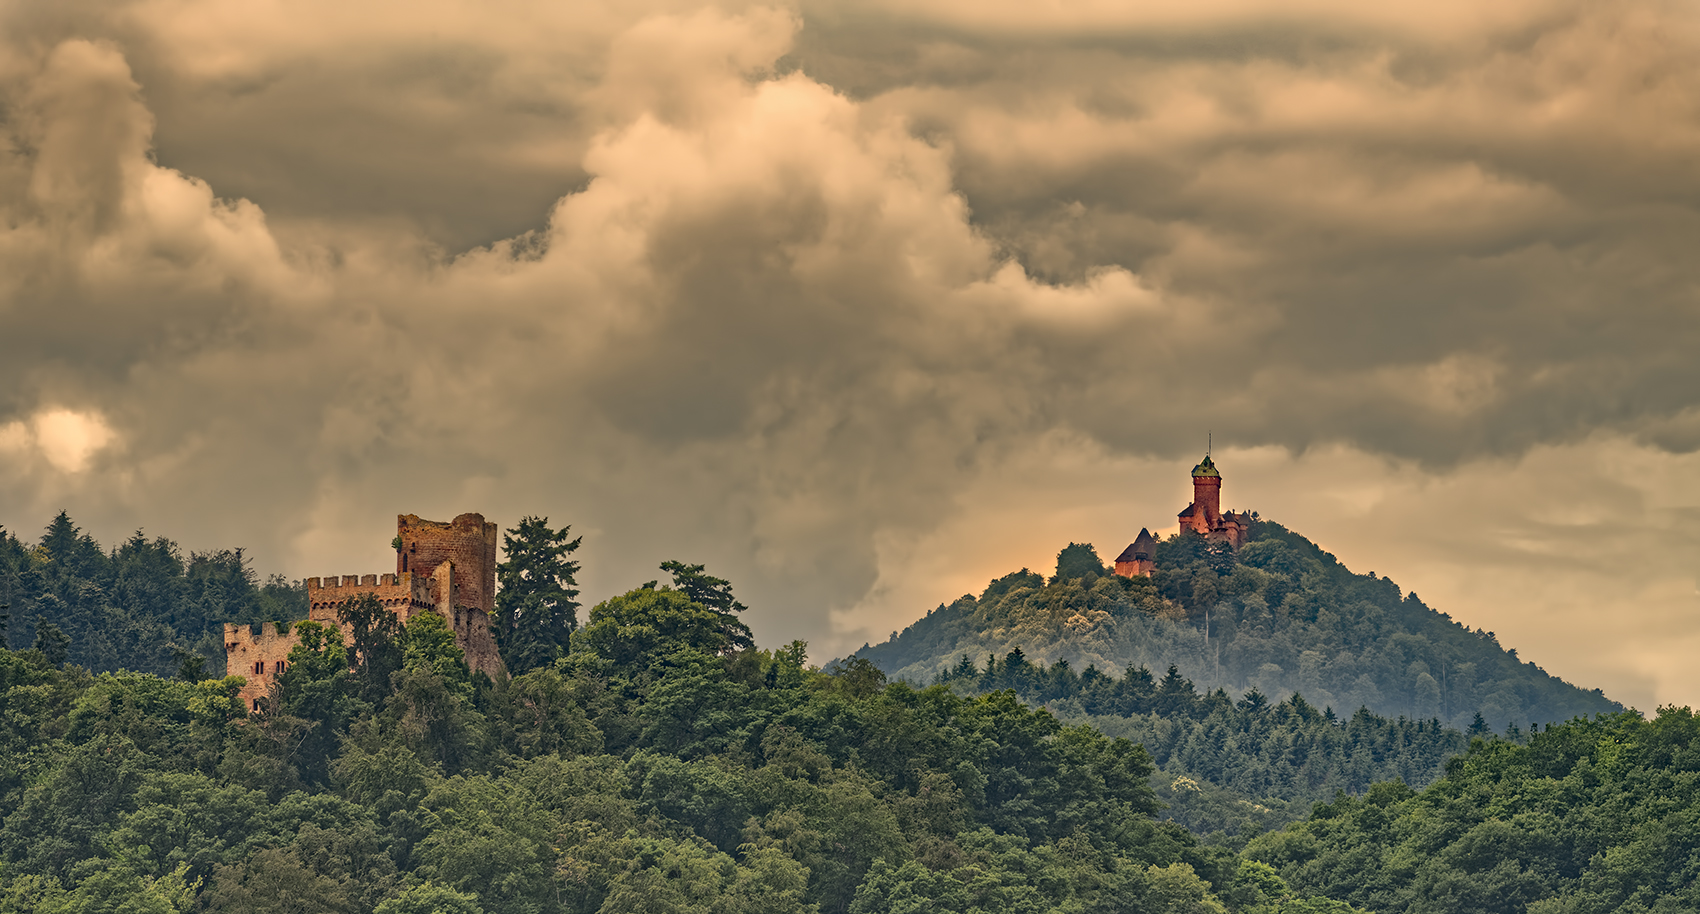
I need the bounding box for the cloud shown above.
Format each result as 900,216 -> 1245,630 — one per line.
0,407 -> 117,473
0,1 -> 1698,707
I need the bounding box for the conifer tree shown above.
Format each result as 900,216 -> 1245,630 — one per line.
494,516 -> 582,675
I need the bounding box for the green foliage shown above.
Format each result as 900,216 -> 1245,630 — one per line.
0,513 -> 305,677
661,560 -> 755,651
376,882 -> 486,914
1246,707 -> 1700,913
338,593 -> 404,705
1052,542 -> 1108,585
494,516 -> 582,675
577,586 -> 738,668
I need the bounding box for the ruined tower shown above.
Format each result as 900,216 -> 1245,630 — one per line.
225,512 -> 505,710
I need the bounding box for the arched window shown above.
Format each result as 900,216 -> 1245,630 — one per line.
254,660 -> 265,675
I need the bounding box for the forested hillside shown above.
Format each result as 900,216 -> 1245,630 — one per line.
0,574 -> 1362,914
1246,707 -> 1700,913
853,521 -> 1619,733
0,514 -> 306,677
936,653 -> 1472,839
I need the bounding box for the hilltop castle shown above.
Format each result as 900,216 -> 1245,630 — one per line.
225,512 -> 505,709
1113,454 -> 1251,579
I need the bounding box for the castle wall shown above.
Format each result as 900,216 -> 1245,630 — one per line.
224,621 -> 302,710
1113,557 -> 1156,577
225,512 -> 508,713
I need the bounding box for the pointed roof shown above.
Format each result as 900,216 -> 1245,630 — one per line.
1191,454 -> 1220,478
1114,528 -> 1157,563
1177,502 -> 1198,517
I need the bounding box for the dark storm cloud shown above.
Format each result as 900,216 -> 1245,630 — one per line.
1,0 -> 1698,704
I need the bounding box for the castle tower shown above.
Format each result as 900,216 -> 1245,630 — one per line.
397,513 -> 498,613
1182,454 -> 1221,536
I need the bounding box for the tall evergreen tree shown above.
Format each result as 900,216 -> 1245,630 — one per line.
494,516 -> 582,675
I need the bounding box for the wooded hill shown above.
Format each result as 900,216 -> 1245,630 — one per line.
851,520 -> 1619,735
0,579 -> 1364,914
1,510 -> 1694,912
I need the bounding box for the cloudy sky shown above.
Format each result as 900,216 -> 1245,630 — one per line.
2,0 -> 1698,710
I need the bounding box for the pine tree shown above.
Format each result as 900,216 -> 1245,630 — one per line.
494,516 -> 582,675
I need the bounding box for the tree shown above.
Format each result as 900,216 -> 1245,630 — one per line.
33,618 -> 69,666
374,883 -> 485,914
661,561 -> 754,651
1052,543 -> 1107,584
494,516 -> 582,675
577,586 -> 734,669
337,594 -> 403,704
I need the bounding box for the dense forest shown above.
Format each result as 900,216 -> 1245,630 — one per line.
853,522 -> 1619,734
1246,707 -> 1700,913
0,576 -> 1361,912
0,514 -> 306,677
935,652 -> 1472,839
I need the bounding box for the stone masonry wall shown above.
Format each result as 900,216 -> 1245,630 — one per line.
397,513 -> 497,613
225,621 -> 303,709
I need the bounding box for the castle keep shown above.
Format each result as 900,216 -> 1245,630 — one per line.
1112,453 -> 1251,579
225,513 -> 505,709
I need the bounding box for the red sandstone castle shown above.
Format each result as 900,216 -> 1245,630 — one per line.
225,513 -> 505,709
1112,454 -> 1251,578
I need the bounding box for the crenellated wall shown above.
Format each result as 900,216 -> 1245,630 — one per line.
225,620 -> 303,709
226,512 -> 507,710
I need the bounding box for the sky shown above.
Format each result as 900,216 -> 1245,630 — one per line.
1,0 -> 1698,711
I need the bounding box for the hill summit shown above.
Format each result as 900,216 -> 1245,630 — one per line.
852,518 -> 1619,732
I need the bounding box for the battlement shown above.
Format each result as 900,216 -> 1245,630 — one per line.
305,573 -> 406,589
225,619 -> 302,711
225,510 -> 507,705
307,570 -> 432,614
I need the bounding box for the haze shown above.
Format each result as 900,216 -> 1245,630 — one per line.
2,0 -> 1697,711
